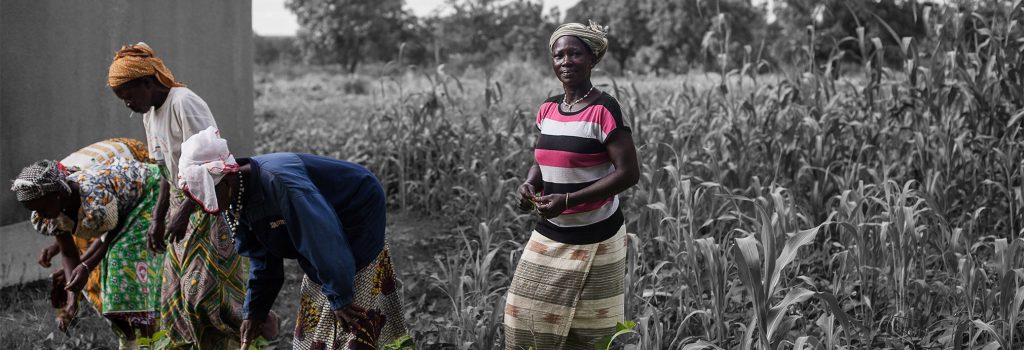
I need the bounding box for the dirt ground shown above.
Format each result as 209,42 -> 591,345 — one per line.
0,211 -> 444,349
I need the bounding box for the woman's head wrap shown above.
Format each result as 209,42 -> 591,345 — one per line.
11,160 -> 71,202
108,42 -> 186,88
178,126 -> 238,213
549,20 -> 609,63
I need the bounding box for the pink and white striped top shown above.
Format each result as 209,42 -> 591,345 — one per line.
533,92 -> 630,244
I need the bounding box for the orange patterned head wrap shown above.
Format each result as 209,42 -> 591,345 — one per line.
107,42 -> 185,88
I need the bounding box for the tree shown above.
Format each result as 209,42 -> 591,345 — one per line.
566,0 -> 651,72
569,0 -> 766,74
422,0 -> 557,70
771,0 -> 929,67
287,0 -> 411,72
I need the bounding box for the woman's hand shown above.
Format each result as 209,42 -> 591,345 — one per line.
56,293 -> 79,333
166,203 -> 192,243
50,270 -> 69,309
534,193 -> 570,219
147,219 -> 167,253
333,303 -> 368,333
38,243 -> 60,268
65,263 -> 91,292
240,319 -> 263,349
517,183 -> 540,211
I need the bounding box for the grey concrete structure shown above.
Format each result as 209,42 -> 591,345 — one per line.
0,1 -> 253,287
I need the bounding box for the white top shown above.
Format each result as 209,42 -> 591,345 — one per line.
142,87 -> 218,188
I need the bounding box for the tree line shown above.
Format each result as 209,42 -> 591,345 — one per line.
256,0 -> 1004,75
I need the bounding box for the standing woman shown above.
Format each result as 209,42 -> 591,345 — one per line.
505,21 -> 640,349
107,43 -> 275,348
12,158 -> 164,350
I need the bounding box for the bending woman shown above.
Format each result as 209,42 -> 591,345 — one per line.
178,127 -> 410,349
506,21 -> 640,349
12,158 -> 163,350
32,138 -> 153,339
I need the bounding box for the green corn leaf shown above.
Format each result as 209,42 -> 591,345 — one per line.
766,288 -> 815,340
595,321 -> 637,350
770,225 -> 821,296
971,320 -> 1008,349
383,335 -> 415,350
681,339 -> 725,350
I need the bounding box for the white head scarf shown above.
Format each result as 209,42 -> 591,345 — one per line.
178,126 -> 238,212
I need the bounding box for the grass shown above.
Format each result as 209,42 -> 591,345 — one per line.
252,3 -> 1024,349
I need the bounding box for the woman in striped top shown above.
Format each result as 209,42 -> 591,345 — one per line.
504,21 -> 640,349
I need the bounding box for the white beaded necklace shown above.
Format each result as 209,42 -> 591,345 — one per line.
225,172 -> 245,242
563,86 -> 595,110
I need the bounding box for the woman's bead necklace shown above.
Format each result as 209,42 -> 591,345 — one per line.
563,86 -> 595,110
225,172 -> 245,241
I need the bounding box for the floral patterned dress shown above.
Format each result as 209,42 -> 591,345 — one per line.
33,158 -> 164,326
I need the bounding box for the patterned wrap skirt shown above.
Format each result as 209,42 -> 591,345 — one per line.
159,186 -> 248,349
98,164 -> 165,326
504,226 -> 628,350
293,244 -> 410,350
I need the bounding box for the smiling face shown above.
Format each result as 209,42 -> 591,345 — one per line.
111,76 -> 159,113
550,35 -> 597,87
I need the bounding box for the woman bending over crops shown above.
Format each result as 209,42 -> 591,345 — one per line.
12,157 -> 164,350
176,127 -> 410,350
506,21 -> 640,350
29,139 -> 154,341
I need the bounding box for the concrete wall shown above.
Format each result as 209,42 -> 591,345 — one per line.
0,0 -> 253,286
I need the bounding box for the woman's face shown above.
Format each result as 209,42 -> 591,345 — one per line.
111,77 -> 156,113
21,193 -> 63,219
551,36 -> 596,87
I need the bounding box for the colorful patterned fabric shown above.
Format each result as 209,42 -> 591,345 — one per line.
34,160 -> 162,331
30,143 -> 156,333
29,158 -> 153,241
109,138 -> 153,163
100,164 -> 164,325
60,138 -> 152,172
73,235 -> 104,311
293,246 -> 409,350
159,185 -> 248,349
504,226 -> 627,350
11,160 -> 70,202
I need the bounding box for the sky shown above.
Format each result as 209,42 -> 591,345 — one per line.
253,0 -> 581,36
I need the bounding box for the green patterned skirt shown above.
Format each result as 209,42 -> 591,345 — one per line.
159,185 -> 248,349
98,164 -> 165,326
